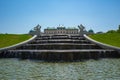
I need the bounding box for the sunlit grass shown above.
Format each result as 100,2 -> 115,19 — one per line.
89,33 -> 120,47
0,34 -> 32,48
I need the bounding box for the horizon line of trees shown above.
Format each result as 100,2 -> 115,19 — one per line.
95,25 -> 120,34
106,25 -> 120,33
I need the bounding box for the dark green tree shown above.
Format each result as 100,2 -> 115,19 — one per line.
117,25 -> 120,33
107,30 -> 116,33
88,29 -> 94,34
96,31 -> 103,34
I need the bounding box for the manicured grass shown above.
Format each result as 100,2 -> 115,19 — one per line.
0,34 -> 32,48
89,33 -> 120,47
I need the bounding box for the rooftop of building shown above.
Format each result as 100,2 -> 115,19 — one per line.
45,26 -> 78,30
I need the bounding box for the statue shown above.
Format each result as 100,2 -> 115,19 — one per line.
78,24 -> 85,32
34,24 -> 41,32
78,24 -> 86,36
29,24 -> 41,36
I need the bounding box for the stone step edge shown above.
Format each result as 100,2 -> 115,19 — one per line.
8,49 -> 114,53
25,43 -> 96,46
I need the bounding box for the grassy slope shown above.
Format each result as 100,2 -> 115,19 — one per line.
0,34 -> 32,48
89,33 -> 120,47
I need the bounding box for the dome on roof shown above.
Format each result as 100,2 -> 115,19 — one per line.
88,29 -> 94,33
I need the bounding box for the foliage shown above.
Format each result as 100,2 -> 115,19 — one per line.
0,34 -> 31,48
106,25 -> 120,33
89,33 -> 120,47
117,30 -> 120,33
88,29 -> 94,33
117,25 -> 120,33
96,31 -> 104,34
107,30 -> 116,33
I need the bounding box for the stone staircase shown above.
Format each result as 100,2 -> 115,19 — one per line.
0,35 -> 119,61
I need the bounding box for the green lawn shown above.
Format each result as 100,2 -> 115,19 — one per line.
89,33 -> 120,47
0,34 -> 32,48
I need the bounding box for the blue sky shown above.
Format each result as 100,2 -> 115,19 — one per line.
0,0 -> 120,34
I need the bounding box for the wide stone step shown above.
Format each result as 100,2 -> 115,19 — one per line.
16,43 -> 102,49
31,39 -> 90,44
36,36 -> 85,39
35,39 -> 87,41
25,43 -> 96,46
1,49 -> 119,61
35,37 -> 86,40
8,49 -> 114,53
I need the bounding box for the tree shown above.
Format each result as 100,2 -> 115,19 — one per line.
107,30 -> 116,33
96,31 -> 104,34
118,25 -> 120,30
88,29 -> 94,34
117,25 -> 120,33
